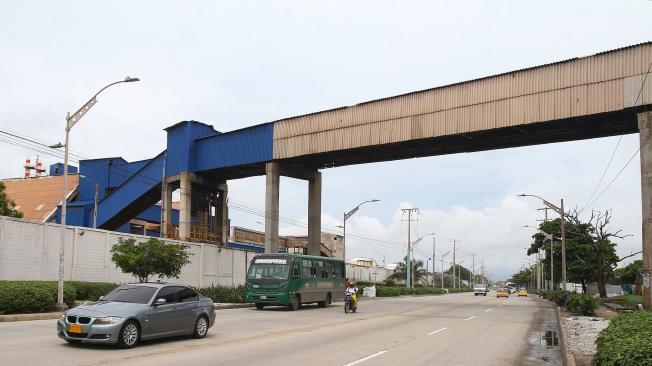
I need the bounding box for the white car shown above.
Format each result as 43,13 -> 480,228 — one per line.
473,284 -> 488,296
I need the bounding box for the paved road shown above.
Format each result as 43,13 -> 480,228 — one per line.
0,293 -> 561,366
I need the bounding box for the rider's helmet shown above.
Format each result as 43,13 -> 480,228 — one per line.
349,282 -> 355,287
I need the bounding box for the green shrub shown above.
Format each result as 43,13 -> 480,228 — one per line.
566,293 -> 598,316
593,311 -> 652,366
67,281 -> 118,301
544,290 -> 566,306
197,285 -> 246,303
0,281 -> 76,314
375,286 -> 448,297
382,279 -> 397,286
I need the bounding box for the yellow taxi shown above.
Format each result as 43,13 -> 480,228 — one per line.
496,288 -> 509,298
518,288 -> 528,297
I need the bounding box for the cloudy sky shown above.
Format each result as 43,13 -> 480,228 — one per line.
1,1 -> 651,279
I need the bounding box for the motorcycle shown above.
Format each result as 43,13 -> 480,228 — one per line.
344,293 -> 357,313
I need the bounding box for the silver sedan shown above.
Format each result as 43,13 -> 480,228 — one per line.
57,283 -> 216,348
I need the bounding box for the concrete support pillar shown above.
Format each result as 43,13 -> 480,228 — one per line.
308,171 -> 321,256
265,162 -> 280,253
161,182 -> 173,238
179,172 -> 192,241
639,111 -> 652,310
216,183 -> 229,246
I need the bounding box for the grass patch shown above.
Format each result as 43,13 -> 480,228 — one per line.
610,294 -> 643,309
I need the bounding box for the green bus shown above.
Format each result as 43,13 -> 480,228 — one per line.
245,253 -> 346,310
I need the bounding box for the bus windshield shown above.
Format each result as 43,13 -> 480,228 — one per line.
248,263 -> 289,280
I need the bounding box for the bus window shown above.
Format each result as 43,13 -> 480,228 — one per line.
316,261 -> 325,278
292,262 -> 300,278
324,262 -> 334,278
339,263 -> 346,278
302,260 -> 313,279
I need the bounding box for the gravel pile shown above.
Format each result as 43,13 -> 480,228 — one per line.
562,316 -> 610,355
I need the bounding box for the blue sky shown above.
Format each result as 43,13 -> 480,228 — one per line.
0,0 -> 650,279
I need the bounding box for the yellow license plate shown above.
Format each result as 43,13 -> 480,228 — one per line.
67,324 -> 82,333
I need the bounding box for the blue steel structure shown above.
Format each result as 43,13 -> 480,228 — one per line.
56,120 -> 274,240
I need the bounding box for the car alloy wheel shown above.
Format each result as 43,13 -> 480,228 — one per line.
120,322 -> 139,348
195,316 -> 208,338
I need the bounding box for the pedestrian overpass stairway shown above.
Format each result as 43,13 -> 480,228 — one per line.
96,152 -> 165,231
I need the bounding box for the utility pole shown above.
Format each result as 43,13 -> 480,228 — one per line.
471,253 -> 476,287
432,236 -> 436,287
560,199 -> 567,291
402,208 -> 418,288
93,183 -> 99,229
450,239 -> 458,289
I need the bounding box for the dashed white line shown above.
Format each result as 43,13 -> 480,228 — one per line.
343,350 -> 387,366
464,315 -> 476,321
485,308 -> 492,312
428,327 -> 447,336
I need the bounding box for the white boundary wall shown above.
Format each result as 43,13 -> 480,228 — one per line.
0,217 -> 256,287
0,217 -> 394,287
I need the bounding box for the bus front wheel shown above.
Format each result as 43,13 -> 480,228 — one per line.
289,295 -> 300,311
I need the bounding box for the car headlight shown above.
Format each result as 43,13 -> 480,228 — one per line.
60,314 -> 66,321
94,316 -> 121,325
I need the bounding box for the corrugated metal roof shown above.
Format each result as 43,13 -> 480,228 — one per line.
1,174 -> 79,221
272,41 -> 652,123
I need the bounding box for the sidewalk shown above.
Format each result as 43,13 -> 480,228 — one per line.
0,303 -> 254,322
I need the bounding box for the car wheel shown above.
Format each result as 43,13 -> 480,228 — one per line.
255,303 -> 265,310
289,295 -> 300,311
192,316 -> 209,339
117,320 -> 140,349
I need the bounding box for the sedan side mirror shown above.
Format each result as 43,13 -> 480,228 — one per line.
154,298 -> 167,306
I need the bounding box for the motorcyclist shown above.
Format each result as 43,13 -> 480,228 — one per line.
345,282 -> 358,309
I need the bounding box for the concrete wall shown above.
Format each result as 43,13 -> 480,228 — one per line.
0,216 -> 392,287
346,263 -> 392,283
0,216 -> 256,287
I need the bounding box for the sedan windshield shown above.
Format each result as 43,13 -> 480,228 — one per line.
102,285 -> 157,304
247,263 -> 288,280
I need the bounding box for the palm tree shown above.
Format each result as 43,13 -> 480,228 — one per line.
389,257 -> 429,285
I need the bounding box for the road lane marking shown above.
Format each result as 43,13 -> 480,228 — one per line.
485,308 -> 492,312
464,316 -> 476,321
343,350 -> 387,366
428,327 -> 447,336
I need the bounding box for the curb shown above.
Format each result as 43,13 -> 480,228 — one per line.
0,312 -> 62,322
555,305 -> 575,366
214,303 -> 254,310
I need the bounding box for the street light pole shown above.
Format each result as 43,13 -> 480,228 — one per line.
342,199 -> 379,262
409,232 -> 434,287
53,77 -> 140,311
432,236 -> 436,287
519,194 -> 567,292
441,250 -> 451,288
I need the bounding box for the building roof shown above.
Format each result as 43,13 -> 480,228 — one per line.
1,174 -> 79,221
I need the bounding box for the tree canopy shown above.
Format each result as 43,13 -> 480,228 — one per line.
0,182 -> 22,218
389,257 -> 429,285
111,237 -> 191,283
525,210 -> 623,297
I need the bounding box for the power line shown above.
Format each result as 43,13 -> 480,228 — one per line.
580,59 -> 652,213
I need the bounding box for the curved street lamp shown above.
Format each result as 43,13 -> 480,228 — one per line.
52,77 -> 140,310
341,199 -> 379,261
407,232 -> 434,288
518,193 -> 567,292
